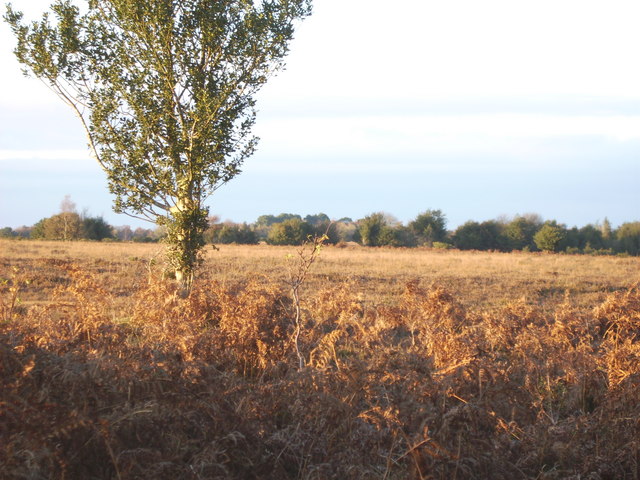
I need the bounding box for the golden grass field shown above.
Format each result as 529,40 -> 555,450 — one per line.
1,239 -> 640,479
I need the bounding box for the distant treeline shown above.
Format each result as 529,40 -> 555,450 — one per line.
1,213 -> 162,243
2,209 -> 640,256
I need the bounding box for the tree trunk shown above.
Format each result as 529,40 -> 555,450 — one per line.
166,195 -> 208,297
174,266 -> 192,298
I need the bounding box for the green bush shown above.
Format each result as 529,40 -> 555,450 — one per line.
357,213 -> 386,247
503,215 -> 542,251
615,222 -> 640,255
534,222 -> 567,252
452,220 -> 508,251
82,216 -> 114,241
207,223 -> 258,245
409,209 -> 447,246
267,218 -> 312,245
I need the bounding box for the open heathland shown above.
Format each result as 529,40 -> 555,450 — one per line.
1,239 -> 640,479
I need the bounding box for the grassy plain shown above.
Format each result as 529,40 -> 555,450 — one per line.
3,240 -> 637,310
1,239 -> 639,479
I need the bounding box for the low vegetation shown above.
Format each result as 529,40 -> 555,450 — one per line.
1,240 -> 639,479
4,207 -> 639,257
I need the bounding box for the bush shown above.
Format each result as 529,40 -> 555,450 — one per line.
0,227 -> 15,238
534,222 -> 567,252
503,214 -> 542,251
206,223 -> 259,245
43,212 -> 83,241
309,220 -> 340,245
452,220 -> 508,251
82,216 -> 114,241
615,222 -> 640,255
357,213 -> 386,247
267,218 -> 313,245
409,209 -> 447,246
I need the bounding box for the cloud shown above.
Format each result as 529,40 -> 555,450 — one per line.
253,112 -> 640,166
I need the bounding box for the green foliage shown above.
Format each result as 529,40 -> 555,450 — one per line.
310,221 -> 340,245
82,216 -> 114,241
5,0 -> 312,291
255,213 -> 303,240
452,220 -> 508,251
376,226 -> 397,247
601,217 -> 612,241
267,218 -> 312,245
161,205 -> 210,291
385,225 -> 417,247
13,205 -> 640,257
43,212 -> 83,241
0,227 -> 15,238
452,221 -> 482,250
615,222 -> 640,256
304,213 -> 330,226
130,227 -> 162,243
256,213 -> 302,227
23,196 -> 114,241
409,209 -> 447,246
534,222 -> 567,252
206,222 -> 258,245
356,214 -> 415,247
333,221 -> 358,243
357,213 -> 386,247
30,220 -> 46,239
503,215 -> 542,251
578,225 -> 605,250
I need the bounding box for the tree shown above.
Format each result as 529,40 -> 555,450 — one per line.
6,0 -> 312,294
304,213 -> 330,226
601,218 -> 612,242
82,216 -> 114,240
132,227 -> 158,242
60,194 -> 77,215
503,214 -> 542,251
616,222 -> 640,255
30,219 -> 46,239
452,220 -> 508,251
255,213 -> 302,239
267,218 -> 312,245
13,226 -> 32,238
534,222 -> 567,252
205,221 -> 258,244
115,225 -> 133,242
304,215 -> 339,245
409,209 -> 447,246
234,224 -> 259,244
577,224 -> 605,251
0,227 -> 15,238
334,221 -> 358,243
39,196 -> 83,241
43,212 -> 83,240
357,213 -> 386,247
382,225 -> 417,247
452,221 -> 482,250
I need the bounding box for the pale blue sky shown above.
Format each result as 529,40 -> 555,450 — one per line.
1,0 -> 639,230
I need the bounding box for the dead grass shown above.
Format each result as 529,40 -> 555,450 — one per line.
1,239 -> 640,479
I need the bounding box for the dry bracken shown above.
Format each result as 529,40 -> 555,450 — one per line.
1,240 -> 640,479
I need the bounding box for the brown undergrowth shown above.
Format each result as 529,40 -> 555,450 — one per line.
1,258 -> 640,479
